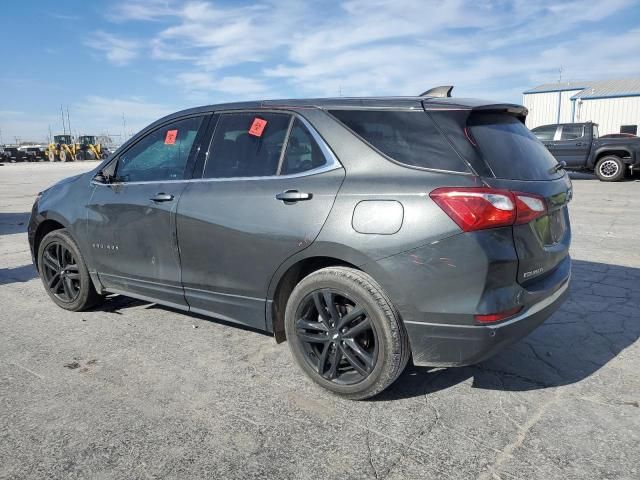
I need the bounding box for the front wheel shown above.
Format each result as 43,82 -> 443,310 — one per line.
285,267 -> 410,400
595,155 -> 625,182
37,229 -> 103,311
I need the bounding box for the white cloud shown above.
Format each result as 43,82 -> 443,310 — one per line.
106,0 -> 174,22
85,31 -> 141,66
90,0 -> 640,101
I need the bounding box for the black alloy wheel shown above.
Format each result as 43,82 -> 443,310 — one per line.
41,241 -> 81,302
295,288 -> 378,385
285,267 -> 410,400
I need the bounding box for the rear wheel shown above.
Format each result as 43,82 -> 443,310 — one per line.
38,229 -> 103,311
75,152 -> 85,161
285,267 -> 410,400
595,155 -> 625,182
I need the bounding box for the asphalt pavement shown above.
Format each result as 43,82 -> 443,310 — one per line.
1,162 -> 638,479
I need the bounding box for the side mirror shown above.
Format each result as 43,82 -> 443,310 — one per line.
93,170 -> 112,184
93,171 -> 107,183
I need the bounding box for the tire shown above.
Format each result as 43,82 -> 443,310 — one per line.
595,155 -> 625,182
75,152 -> 85,161
285,266 -> 410,400
85,150 -> 96,161
48,151 -> 57,162
37,229 -> 103,311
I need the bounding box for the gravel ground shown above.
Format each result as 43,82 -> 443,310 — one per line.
1,162 -> 638,480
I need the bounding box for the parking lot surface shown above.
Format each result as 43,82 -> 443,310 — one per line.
1,162 -> 638,479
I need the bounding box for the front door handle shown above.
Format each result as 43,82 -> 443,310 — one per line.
575,142 -> 583,146
150,193 -> 174,202
275,190 -> 313,203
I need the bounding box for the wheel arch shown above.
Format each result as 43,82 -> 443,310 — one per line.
267,249 -> 370,343
33,215 -> 70,269
590,148 -> 633,168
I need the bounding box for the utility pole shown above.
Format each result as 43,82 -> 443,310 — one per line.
60,105 -> 67,135
66,107 -> 72,139
558,66 -> 563,84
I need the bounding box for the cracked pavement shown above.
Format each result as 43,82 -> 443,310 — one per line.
1,163 -> 638,479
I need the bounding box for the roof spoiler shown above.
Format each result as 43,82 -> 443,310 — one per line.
419,86 -> 453,98
472,104 -> 528,118
422,101 -> 528,121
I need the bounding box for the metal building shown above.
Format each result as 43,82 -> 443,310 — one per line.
522,78 -> 640,135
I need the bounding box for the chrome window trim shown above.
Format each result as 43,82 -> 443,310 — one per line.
90,111 -> 343,187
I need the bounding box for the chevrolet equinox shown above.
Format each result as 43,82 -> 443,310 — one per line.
29,88 -> 572,399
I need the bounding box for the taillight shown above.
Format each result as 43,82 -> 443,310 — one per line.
513,192 -> 546,225
430,187 -> 546,232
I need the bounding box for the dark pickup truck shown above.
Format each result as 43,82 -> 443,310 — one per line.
531,122 -> 640,181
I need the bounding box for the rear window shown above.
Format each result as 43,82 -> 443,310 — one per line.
465,114 -> 562,180
329,110 -> 470,173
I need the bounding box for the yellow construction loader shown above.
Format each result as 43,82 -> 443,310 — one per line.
46,135 -> 76,162
75,135 -> 108,161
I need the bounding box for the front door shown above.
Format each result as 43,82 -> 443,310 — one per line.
177,112 -> 345,329
87,114 -> 207,308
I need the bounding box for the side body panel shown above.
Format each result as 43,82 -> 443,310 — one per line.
29,171 -> 99,269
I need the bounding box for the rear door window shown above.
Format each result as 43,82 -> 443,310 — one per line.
280,119 -> 327,175
329,110 -> 470,173
204,113 -> 291,178
560,125 -> 584,140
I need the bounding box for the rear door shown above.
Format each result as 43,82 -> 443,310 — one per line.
176,111 -> 345,329
430,110 -> 572,287
553,124 -> 590,167
464,113 -> 572,286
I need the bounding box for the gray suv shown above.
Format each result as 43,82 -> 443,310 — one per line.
28,91 -> 572,399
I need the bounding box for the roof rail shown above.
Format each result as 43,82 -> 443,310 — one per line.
419,86 -> 453,98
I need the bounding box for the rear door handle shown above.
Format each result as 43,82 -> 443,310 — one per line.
275,190 -> 313,203
150,193 -> 174,202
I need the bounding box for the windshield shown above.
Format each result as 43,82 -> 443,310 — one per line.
54,135 -> 72,144
80,136 -> 95,145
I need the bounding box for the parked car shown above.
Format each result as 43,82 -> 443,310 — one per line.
29,92 -> 572,399
20,145 -> 46,162
531,122 -> 640,181
2,146 -> 30,162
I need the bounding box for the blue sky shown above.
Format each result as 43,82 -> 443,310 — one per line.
2,0 -> 640,143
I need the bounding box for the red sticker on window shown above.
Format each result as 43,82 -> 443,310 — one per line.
248,118 -> 267,137
165,130 -> 178,145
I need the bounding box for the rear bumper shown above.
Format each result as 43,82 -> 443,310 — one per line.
405,279 -> 569,367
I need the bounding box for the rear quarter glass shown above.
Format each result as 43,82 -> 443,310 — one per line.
430,111 -> 563,181
329,109 -> 471,173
